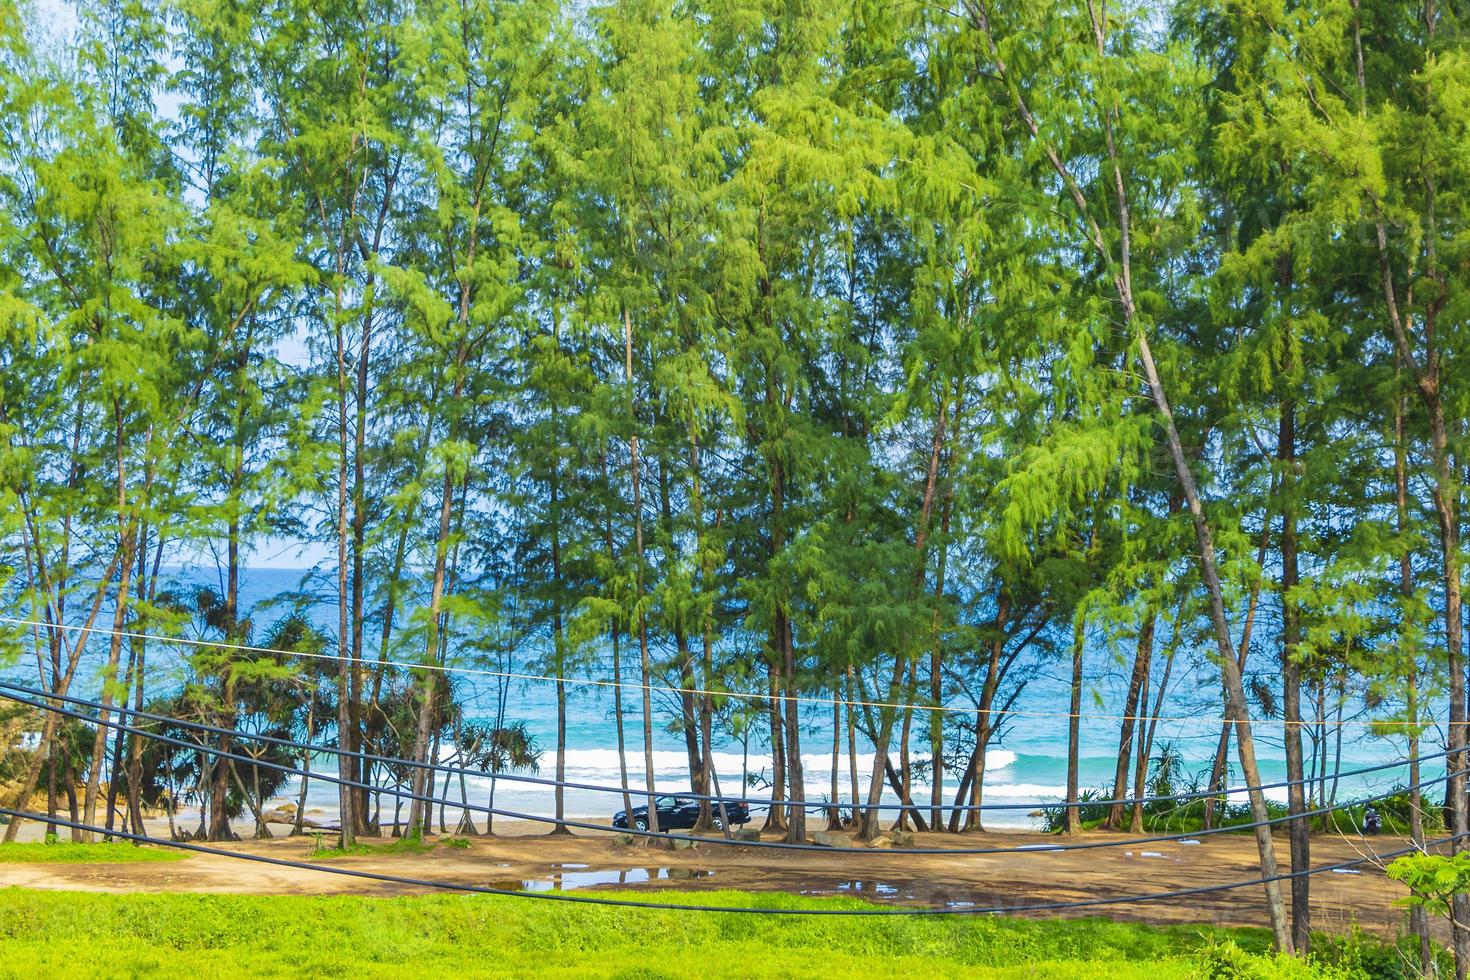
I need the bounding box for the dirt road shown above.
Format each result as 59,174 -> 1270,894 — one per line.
0,821 -> 1422,937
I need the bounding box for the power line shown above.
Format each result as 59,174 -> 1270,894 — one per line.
0,677 -> 1447,815
0,684 -> 1450,857
0,805 -> 1446,916
0,615 -> 1425,729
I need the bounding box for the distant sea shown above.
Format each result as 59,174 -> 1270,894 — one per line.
1,566 -> 1432,830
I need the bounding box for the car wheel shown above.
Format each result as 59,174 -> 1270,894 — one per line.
710,816 -> 724,831
633,817 -> 648,832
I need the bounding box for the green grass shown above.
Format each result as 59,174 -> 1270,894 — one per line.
0,887 -> 1418,978
0,840 -> 185,864
306,831 -> 440,860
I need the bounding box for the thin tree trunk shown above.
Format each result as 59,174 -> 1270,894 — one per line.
611,628 -> 634,820
1065,609 -> 1086,834
624,309 -> 659,837
294,704 -> 314,836
763,669 -> 787,832
1133,600 -> 1183,833
858,657 -> 906,841
1204,521 -> 1270,830
897,662 -> 916,832
4,552 -> 123,842
928,475 -> 956,832
333,283 -> 356,849
1396,352 -> 1434,972
779,610 -> 806,843
1359,1 -> 1463,966
858,392 -> 950,841
405,371 -> 465,835
1279,360 -> 1311,953
1107,613 -> 1153,830
82,410 -> 138,841
963,593 -> 1008,833
846,667 -> 860,825
972,1 -> 1291,945
828,693 -> 842,830
593,454 -> 628,819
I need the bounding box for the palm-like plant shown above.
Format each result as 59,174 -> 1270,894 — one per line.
460,720 -> 540,835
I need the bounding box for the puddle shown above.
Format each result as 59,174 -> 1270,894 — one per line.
494,868 -> 717,892
799,879 -> 901,898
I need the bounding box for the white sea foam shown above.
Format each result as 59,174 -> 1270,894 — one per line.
535,747 -> 1018,776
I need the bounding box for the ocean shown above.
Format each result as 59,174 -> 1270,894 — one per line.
1,566 -> 1433,831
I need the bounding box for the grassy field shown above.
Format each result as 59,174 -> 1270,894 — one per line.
0,841 -> 185,863
0,887 -> 1426,978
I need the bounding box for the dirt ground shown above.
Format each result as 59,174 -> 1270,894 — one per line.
0,815 -> 1427,938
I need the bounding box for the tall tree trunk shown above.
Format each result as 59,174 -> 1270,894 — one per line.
611,628 -> 634,822
405,372 -> 465,836
962,592 -> 1008,833
763,667 -> 787,832
208,509 -> 245,843
858,391 -> 948,841
1135,329 -> 1292,951
1065,609 -> 1086,834
846,667 -> 860,824
929,469 -> 957,832
1204,522 -> 1270,830
1132,599 -> 1183,833
1359,1 -> 1462,967
857,658 -> 906,840
83,406 -> 138,841
1107,613 -> 1153,830
3,550 -> 122,843
972,1 -> 1292,945
1396,353 -> 1434,971
828,693 -> 843,830
689,442 -> 720,832
897,661 -> 916,832
779,610 -> 806,843
601,449 -> 635,823
1279,369 -> 1311,953
333,286 -> 356,848
624,309 -> 659,836
126,529 -> 163,836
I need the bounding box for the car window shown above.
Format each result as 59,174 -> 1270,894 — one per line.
674,798 -> 693,807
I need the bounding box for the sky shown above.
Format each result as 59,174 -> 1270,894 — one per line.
28,0 -> 75,46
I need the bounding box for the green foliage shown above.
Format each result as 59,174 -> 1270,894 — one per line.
1,0 -> 1468,949
309,830 -> 437,860
1387,851 -> 1470,919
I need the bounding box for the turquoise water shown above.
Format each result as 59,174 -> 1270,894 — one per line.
2,565 -> 1435,829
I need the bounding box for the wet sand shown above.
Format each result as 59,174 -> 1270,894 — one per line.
0,817 -> 1426,938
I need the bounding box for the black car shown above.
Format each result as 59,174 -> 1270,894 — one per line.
613,796 -> 750,832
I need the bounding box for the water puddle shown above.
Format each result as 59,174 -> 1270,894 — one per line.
799,879 -> 901,898
492,867 -> 717,892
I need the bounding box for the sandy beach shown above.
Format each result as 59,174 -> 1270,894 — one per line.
0,815 -> 1427,939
